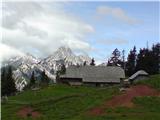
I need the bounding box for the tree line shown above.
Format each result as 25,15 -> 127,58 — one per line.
70,42 -> 159,77
27,70 -> 50,88
1,66 -> 17,96
1,42 -> 159,96
107,43 -> 160,76
1,66 -> 51,96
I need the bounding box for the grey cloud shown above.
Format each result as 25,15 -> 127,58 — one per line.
2,2 -> 43,29
2,2 -> 94,59
96,6 -> 140,25
0,43 -> 25,62
20,23 -> 48,39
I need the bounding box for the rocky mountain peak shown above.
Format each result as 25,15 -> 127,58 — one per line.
2,46 -> 91,91
58,46 -> 73,54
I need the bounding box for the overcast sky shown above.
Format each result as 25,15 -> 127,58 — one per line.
1,1 -> 159,64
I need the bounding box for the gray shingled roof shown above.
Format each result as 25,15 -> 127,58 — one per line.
61,66 -> 125,83
129,70 -> 149,80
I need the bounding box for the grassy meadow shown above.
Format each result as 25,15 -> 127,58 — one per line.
1,74 -> 160,120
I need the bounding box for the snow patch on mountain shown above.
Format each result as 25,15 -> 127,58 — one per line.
3,46 -> 91,91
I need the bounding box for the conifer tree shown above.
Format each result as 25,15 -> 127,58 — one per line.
1,67 -> 6,96
90,58 -> 95,66
41,70 -> 50,85
152,43 -> 160,74
126,46 -> 137,76
136,44 -> 159,75
5,66 -> 16,95
60,64 -> 66,74
107,48 -> 122,66
122,49 -> 126,70
56,71 -> 60,83
30,71 -> 35,87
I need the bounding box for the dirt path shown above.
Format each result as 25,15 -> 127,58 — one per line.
17,106 -> 41,118
88,85 -> 160,116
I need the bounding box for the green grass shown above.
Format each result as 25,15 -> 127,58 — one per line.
2,74 -> 160,120
74,96 -> 160,120
135,74 -> 160,90
133,96 -> 160,112
1,85 -> 118,120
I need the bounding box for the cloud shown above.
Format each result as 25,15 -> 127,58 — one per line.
0,43 -> 25,62
98,38 -> 128,45
1,2 -> 94,59
96,6 -> 139,24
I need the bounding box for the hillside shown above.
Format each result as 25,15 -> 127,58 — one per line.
1,74 -> 160,120
136,74 -> 160,90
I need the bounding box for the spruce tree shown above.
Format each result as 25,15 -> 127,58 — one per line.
152,43 -> 160,74
144,48 -> 155,74
41,70 -> 50,86
136,48 -> 145,71
136,44 -> 159,75
122,50 -> 126,70
1,67 -> 6,96
107,48 -> 122,66
30,71 -> 35,87
83,61 -> 87,66
126,46 -> 137,76
56,71 -> 60,83
6,66 -> 16,95
90,58 -> 95,66
60,64 -> 66,75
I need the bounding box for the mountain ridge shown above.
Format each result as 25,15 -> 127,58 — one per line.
2,46 -> 91,91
